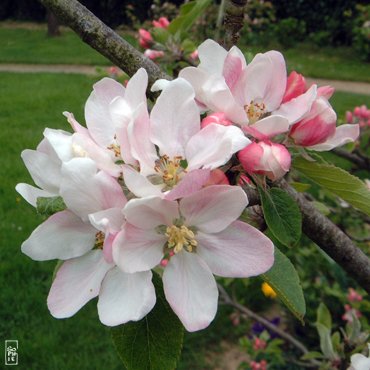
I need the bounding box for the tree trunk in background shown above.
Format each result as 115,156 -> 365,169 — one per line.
47,9 -> 61,37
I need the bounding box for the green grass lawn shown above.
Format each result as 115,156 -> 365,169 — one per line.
0,71 -> 244,370
1,24 -> 370,83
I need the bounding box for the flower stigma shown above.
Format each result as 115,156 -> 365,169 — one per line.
165,224 -> 197,254
245,100 -> 267,124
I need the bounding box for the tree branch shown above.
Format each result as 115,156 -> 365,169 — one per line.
278,179 -> 370,294
332,148 -> 370,170
217,284 -> 321,367
223,0 -> 248,49
38,0 -> 171,96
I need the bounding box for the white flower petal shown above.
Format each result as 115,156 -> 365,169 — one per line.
21,210 -> 96,261
186,124 -> 249,170
15,183 -> 54,207
98,268 -> 156,326
123,196 -> 179,229
47,250 -> 112,318
163,252 -> 218,332
196,221 -> 274,277
180,185 -> 248,233
113,224 -> 165,273
150,78 -> 200,157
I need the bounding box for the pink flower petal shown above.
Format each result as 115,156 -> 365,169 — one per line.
15,183 -> 54,207
281,71 -> 306,103
244,115 -> 290,140
165,169 -> 211,201
98,267 -> 156,326
47,250 -> 112,318
274,84 -> 317,124
163,252 -> 218,332
307,124 -> 360,151
112,224 -> 165,273
180,185 -> 248,233
198,39 -> 228,75
196,220 -> 274,277
21,210 -> 96,261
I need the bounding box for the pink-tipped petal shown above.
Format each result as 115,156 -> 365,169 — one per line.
163,252 -> 218,332
21,210 -> 96,261
223,46 -> 246,90
165,169 -> 211,201
47,250 -> 112,318
245,115 -> 290,140
317,85 -> 335,100
98,268 -> 156,326
274,84 -> 317,124
196,220 -> 274,277
112,224 -> 165,273
180,185 -> 248,233
307,124 -> 360,151
281,71 -> 306,103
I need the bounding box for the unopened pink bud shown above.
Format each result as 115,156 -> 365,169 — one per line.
347,287 -> 363,302
282,71 -> 306,103
317,85 -> 335,100
139,29 -> 153,49
190,49 -> 199,60
169,251 -> 175,257
204,169 -> 230,186
346,111 -> 353,123
354,106 -> 361,117
144,49 -> 165,60
153,17 -> 170,28
201,112 -> 232,129
160,259 -> 169,267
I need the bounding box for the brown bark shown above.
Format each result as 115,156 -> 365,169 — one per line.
47,9 -> 61,37
223,0 -> 248,49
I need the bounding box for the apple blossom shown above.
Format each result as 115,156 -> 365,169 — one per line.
152,17 -> 170,28
348,344 -> 370,370
178,39 -> 317,139
144,49 -> 165,60
122,77 -> 250,200
18,157 -> 156,326
112,185 -> 274,331
138,29 -> 153,49
238,141 -> 291,181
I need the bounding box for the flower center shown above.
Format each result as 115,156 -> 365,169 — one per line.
153,155 -> 187,190
107,143 -> 121,158
245,100 -> 267,124
165,225 -> 197,254
94,231 -> 105,249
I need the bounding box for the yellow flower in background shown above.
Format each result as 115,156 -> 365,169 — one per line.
262,282 -> 277,299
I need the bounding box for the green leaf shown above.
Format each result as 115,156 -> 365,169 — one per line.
300,351 -> 324,360
317,303 -> 332,330
316,323 -> 337,360
168,0 -> 211,38
258,187 -> 302,247
151,27 -> 171,45
294,157 -> 370,216
290,181 -> 311,192
36,196 -> 66,216
261,247 -> 306,323
111,273 -> 184,370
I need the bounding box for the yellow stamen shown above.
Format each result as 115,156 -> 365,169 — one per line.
165,225 -> 197,254
154,155 -> 186,189
245,100 -> 267,124
94,231 -> 105,249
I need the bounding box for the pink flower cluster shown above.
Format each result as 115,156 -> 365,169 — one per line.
17,67 -> 275,332
346,105 -> 370,128
16,39 -> 360,332
250,359 -> 268,370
